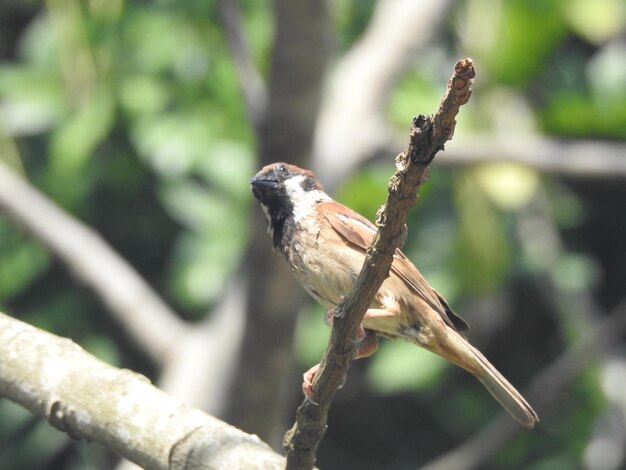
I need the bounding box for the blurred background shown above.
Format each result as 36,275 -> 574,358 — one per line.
1,0 -> 625,469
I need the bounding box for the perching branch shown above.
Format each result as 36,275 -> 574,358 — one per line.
283,58 -> 476,470
0,311 -> 286,470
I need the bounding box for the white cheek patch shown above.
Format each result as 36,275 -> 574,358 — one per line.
283,175 -> 308,203
284,175 -> 330,222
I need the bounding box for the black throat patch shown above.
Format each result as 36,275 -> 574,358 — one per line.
264,197 -> 295,252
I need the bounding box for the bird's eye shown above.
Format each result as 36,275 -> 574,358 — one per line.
277,164 -> 287,174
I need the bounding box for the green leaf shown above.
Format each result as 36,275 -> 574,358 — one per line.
367,340 -> 447,394
551,253 -> 599,291
197,141 -> 254,201
335,165 -> 389,222
498,0 -> 568,86
0,66 -> 64,135
475,162 -> 539,210
119,75 -> 171,117
50,84 -> 115,174
0,221 -> 50,300
565,0 -> 626,44
168,230 -> 245,308
131,111 -> 214,177
452,170 -> 510,293
294,304 -> 330,366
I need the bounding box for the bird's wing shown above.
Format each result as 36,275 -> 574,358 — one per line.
320,202 -> 469,332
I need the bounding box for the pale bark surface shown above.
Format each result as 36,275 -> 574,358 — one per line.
0,312 -> 285,470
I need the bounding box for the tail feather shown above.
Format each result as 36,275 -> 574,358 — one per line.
422,329 -> 539,429
470,344 -> 539,429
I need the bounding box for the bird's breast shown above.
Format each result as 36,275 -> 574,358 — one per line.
286,219 -> 361,309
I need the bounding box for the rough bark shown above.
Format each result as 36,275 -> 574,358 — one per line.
0,311 -> 286,470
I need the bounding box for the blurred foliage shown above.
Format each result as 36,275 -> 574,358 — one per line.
0,0 -> 625,469
0,0 -> 261,315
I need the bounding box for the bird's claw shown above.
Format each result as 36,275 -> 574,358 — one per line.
302,363 -> 320,404
324,296 -> 348,326
302,362 -> 347,403
325,305 -> 366,344
323,309 -> 335,326
349,324 -> 367,343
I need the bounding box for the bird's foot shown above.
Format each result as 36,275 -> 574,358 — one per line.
324,303 -> 366,343
301,330 -> 379,400
302,362 -> 348,403
302,363 -> 320,403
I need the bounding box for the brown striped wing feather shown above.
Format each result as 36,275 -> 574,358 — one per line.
319,202 -> 469,332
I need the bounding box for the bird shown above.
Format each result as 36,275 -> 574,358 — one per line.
250,162 -> 539,428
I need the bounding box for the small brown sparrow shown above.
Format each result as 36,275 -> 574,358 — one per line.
251,162 -> 538,428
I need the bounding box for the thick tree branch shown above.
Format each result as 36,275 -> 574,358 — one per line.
0,311 -> 285,470
0,160 -> 186,363
283,59 -> 475,470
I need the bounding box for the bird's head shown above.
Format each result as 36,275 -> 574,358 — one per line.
251,163 -> 329,245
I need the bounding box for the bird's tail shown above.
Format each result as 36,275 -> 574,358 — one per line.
422,329 -> 539,429
470,342 -> 538,428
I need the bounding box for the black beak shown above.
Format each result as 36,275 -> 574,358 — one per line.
250,175 -> 278,199
250,176 -> 276,189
